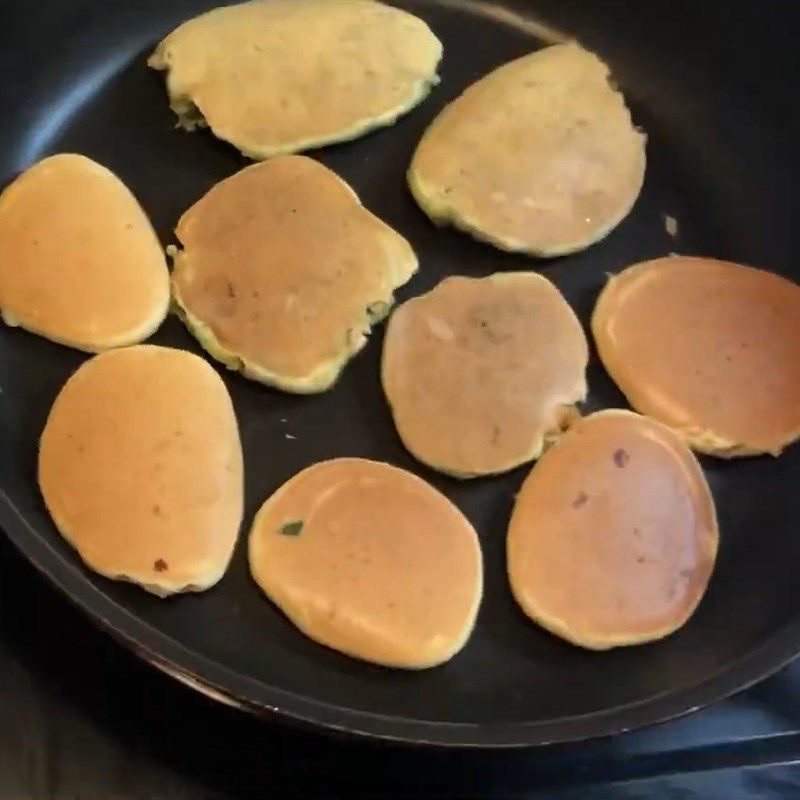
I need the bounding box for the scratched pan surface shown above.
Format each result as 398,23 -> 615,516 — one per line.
1,0 -> 799,747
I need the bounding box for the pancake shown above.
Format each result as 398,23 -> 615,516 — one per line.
381,273 -> 588,477
508,409 -> 718,650
0,154 -> 169,352
39,345 -> 244,596
148,0 -> 442,159
171,155 -> 417,393
592,256 -> 800,457
248,458 -> 483,669
408,43 -> 646,257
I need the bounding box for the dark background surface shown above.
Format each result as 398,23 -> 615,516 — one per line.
4,532 -> 800,799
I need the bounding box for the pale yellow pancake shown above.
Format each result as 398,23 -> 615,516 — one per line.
149,0 -> 442,159
409,43 -> 646,257
39,345 -> 244,596
248,458 -> 483,669
171,155 -> 417,393
381,273 -> 588,477
508,410 -> 718,650
0,154 -> 169,352
592,256 -> 800,457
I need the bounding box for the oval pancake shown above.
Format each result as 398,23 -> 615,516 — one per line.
248,458 -> 483,669
0,154 -> 169,352
381,273 -> 588,477
408,43 -> 646,257
592,256 -> 800,457
39,345 -> 244,596
508,410 -> 718,650
171,155 -> 417,393
148,0 -> 442,159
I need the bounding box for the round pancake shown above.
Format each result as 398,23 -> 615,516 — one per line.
0,154 -> 169,352
508,410 -> 718,650
39,345 -> 244,597
592,256 -> 800,457
248,458 -> 483,669
408,43 -> 646,257
381,273 -> 588,477
171,155 -> 417,393
148,0 -> 442,159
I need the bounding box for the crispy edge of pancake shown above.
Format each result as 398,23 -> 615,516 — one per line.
0,155 -> 170,353
147,16 -> 442,160
591,262 -> 800,458
507,409 -> 719,650
47,477 -> 235,598
169,245 -> 415,395
247,458 -> 484,669
380,272 -> 588,479
391,401 -> 582,480
407,152 -> 645,259
38,346 -> 243,597
0,300 -> 168,355
46,518 -> 234,598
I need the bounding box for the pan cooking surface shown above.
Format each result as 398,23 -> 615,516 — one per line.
1,0 -> 799,746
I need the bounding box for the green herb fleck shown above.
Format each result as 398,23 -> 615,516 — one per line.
280,520 -> 304,536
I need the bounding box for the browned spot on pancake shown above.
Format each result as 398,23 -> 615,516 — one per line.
572,491 -> 589,508
613,448 -> 630,468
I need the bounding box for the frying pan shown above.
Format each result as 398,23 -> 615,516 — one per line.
1,0 -> 799,748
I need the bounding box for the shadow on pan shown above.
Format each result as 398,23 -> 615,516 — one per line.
0,0 -> 799,747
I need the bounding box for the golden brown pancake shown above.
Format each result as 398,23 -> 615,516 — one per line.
508,410 -> 718,650
0,154 -> 170,352
248,458 -> 483,668
39,345 -> 244,596
171,155 -> 417,393
148,0 -> 442,159
381,273 -> 588,477
408,43 -> 646,257
592,256 -> 800,457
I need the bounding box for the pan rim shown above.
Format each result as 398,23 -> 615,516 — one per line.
3,486 -> 799,748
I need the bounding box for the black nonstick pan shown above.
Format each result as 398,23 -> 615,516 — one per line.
1,0 -> 799,748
